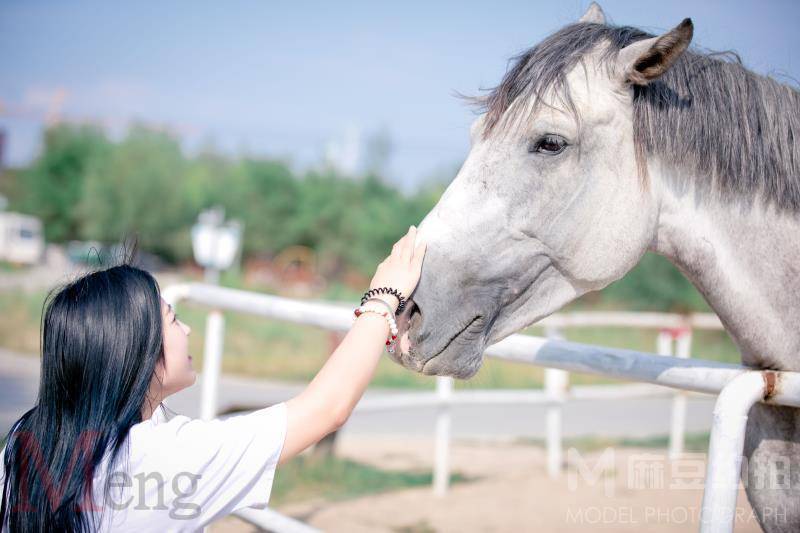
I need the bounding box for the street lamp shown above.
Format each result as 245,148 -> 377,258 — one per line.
190,206 -> 243,422
191,206 -> 242,284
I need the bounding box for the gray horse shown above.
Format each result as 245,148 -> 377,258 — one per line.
393,3 -> 800,531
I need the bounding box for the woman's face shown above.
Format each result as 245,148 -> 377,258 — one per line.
154,297 -> 196,396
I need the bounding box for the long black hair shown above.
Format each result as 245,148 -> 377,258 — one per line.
1,261 -> 166,532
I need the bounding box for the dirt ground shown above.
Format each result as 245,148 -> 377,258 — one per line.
210,435 -> 766,532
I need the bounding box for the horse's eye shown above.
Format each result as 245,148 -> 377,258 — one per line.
529,134 -> 568,155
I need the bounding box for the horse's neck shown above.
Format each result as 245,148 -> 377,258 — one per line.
650,169 -> 800,371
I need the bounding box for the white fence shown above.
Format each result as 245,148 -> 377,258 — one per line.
162,283 -> 800,533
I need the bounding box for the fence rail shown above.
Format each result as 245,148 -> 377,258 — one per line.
162,283 -> 800,533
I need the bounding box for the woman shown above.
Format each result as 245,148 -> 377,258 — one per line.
0,226 -> 425,532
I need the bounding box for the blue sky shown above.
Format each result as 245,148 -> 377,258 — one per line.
1,0 -> 798,189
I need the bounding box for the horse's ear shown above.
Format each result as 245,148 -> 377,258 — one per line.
579,2 -> 606,24
617,18 -> 693,85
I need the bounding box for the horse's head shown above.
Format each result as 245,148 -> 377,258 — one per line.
395,4 -> 694,378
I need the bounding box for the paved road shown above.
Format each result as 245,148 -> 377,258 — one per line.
0,349 -> 717,441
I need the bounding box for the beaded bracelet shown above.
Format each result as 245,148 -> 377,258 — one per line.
353,304 -> 399,353
365,297 -> 395,316
361,287 -> 406,314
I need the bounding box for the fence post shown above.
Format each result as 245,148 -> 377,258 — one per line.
544,326 -> 568,479
669,328 -> 692,460
433,375 -> 453,497
656,329 -> 673,357
200,310 -> 225,421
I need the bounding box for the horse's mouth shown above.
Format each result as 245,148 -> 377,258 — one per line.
420,314 -> 482,371
394,300 -> 485,377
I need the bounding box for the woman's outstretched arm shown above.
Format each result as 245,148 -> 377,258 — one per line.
279,226 -> 426,465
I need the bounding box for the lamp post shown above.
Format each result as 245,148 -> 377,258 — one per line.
191,206 -> 242,284
190,207 -> 243,421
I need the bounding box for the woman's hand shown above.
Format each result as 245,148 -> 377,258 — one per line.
368,226 -> 427,312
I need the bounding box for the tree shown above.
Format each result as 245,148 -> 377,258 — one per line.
20,124 -> 110,242
602,252 -> 709,312
363,127 -> 393,178
235,159 -> 300,255
78,125 -> 193,261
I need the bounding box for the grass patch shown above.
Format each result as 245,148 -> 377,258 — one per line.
517,432 -> 711,453
0,262 -> 27,273
617,433 -> 711,452
271,455 -> 468,506
0,288 -> 47,354
392,521 -> 437,533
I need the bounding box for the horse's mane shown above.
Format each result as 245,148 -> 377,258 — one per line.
478,22 -> 800,212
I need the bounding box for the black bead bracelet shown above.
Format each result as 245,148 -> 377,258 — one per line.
361,287 -> 406,314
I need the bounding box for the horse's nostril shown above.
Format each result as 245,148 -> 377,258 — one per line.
396,298 -> 421,336
409,299 -> 421,318
395,298 -> 421,356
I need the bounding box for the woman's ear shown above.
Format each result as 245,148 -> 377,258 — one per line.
617,18 -> 694,86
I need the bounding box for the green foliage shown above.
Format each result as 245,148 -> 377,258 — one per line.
18,124 -> 110,242
79,126 -> 193,261
0,168 -> 22,203
602,252 -> 710,312
271,455 -> 467,506
12,124 -> 438,272
519,431 -> 711,453
234,159 -> 301,255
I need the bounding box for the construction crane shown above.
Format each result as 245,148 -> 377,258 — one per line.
0,87 -> 67,125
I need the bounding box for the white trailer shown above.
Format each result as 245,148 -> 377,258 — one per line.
0,212 -> 44,265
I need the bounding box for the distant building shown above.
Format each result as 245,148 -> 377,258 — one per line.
0,209 -> 45,265
321,125 -> 394,180
323,125 -> 362,177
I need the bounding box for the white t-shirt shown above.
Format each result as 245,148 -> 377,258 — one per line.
1,402 -> 288,532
